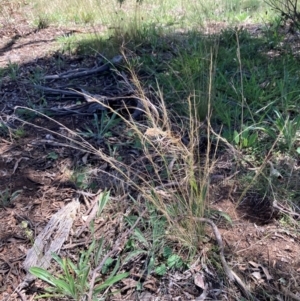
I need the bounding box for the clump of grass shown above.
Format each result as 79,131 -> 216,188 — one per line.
30,0 -> 103,25
27,0 -> 276,38
15,52 -> 215,252
34,15 -> 50,29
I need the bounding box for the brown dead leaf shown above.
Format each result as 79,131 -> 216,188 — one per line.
249,261 -> 273,280
121,278 -> 138,288
194,273 -> 205,290
144,279 -> 158,292
251,271 -> 262,280
137,291 -> 155,301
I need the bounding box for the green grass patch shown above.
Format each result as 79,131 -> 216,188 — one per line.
24,0 -> 277,29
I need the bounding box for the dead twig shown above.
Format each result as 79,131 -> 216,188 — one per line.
180,216 -> 257,300
31,84 -> 82,96
43,55 -> 123,80
273,200 -> 300,218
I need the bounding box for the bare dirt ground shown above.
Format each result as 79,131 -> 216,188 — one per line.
1,9 -> 300,301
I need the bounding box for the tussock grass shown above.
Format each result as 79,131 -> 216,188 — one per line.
15,53 -> 217,250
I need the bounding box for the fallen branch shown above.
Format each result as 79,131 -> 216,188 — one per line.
31,84 -> 82,96
44,55 -> 123,80
44,102 -> 106,115
31,85 -> 144,118
273,200 -> 300,219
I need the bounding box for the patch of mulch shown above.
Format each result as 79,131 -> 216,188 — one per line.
210,197 -> 300,300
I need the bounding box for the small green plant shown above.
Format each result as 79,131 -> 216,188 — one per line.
34,15 -> 50,29
233,126 -> 258,149
20,220 -> 34,243
155,246 -> 187,276
14,108 -> 38,120
70,169 -> 89,190
47,151 -> 59,160
1,124 -> 27,140
273,110 -> 300,152
13,127 -> 27,139
123,209 -> 169,276
123,205 -> 189,280
264,15 -> 285,47
29,251 -> 128,300
79,112 -> 121,140
0,188 -> 22,207
74,11 -> 95,24
29,67 -> 45,84
6,61 -> 19,81
0,121 -> 9,137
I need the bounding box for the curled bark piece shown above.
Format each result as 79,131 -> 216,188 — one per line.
15,199 -> 80,295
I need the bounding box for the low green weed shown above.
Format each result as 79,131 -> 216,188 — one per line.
0,121 -> 27,140
233,126 -> 258,149
124,208 -> 188,278
28,67 -> 46,84
70,168 -> 90,190
0,121 -> 9,137
78,112 -> 122,140
273,110 -> 300,153
30,251 -> 128,300
155,246 -> 188,276
0,189 -> 22,207
34,15 -> 50,29
6,61 -> 20,81
14,108 -> 39,120
13,127 -> 27,139
47,151 -> 59,160
20,221 -> 34,243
